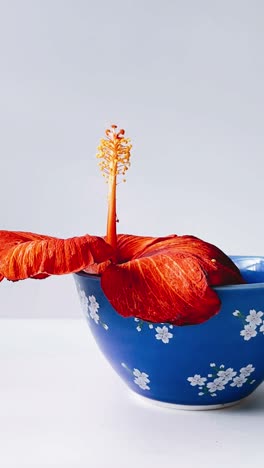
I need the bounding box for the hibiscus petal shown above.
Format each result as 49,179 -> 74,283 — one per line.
117,234 -> 243,285
116,234 -> 166,263
83,260 -> 111,275
138,235 -> 243,285
101,234 -> 244,325
101,254 -> 221,324
0,231 -> 113,281
84,234 -> 171,274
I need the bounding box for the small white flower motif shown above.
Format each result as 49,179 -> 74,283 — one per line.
233,310 -> 240,317
240,324 -> 257,341
134,321 -> 174,341
217,368 -> 237,384
207,378 -> 225,393
88,295 -> 99,313
155,326 -> 173,344
233,308 -> 264,340
210,363 -> 216,367
187,375 -> 207,386
188,362 -> 256,397
80,293 -> 108,329
239,364 -> 255,377
79,289 -> 88,314
245,309 -> 263,327
89,308 -> 100,324
230,375 -> 247,388
133,369 -> 150,390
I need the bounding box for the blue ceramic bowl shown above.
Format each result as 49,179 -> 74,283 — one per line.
74,256 -> 264,409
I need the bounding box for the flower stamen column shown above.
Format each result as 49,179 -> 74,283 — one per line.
97,125 -> 132,260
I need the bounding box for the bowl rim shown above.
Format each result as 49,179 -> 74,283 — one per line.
216,254 -> 264,291
75,255 -> 264,292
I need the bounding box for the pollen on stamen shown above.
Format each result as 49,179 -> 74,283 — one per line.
96,125 -> 132,182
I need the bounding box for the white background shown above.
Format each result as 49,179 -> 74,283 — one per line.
0,1 -> 264,467
1,0 -> 264,318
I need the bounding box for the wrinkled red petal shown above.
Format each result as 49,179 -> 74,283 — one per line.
0,231 -> 113,281
116,234 -> 243,285
83,260 -> 111,275
101,234 -> 244,325
116,234 -> 165,263
0,231 -> 53,255
83,234 -> 170,274
136,235 -> 243,285
102,255 -> 220,324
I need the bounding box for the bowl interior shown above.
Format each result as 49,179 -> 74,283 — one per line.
231,255 -> 264,283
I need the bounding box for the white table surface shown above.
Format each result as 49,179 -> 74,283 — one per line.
0,318 -> 263,468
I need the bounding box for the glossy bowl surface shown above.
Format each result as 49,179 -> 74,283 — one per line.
74,256 -> 264,408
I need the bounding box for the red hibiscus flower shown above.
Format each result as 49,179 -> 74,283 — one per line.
0,126 -> 244,325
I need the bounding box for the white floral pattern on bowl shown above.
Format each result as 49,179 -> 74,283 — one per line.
77,288 -> 109,330
121,362 -> 150,390
155,326 -> 173,344
233,309 -> 264,340
88,295 -> 100,324
134,319 -> 174,343
79,289 -> 88,314
187,362 -> 256,398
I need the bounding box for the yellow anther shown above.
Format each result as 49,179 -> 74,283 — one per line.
96,125 -> 132,182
